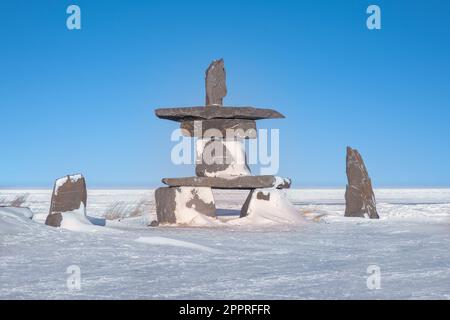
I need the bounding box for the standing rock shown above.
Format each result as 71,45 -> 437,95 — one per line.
344,147 -> 379,219
45,174 -> 88,227
154,187 -> 177,224
205,59 -> 227,106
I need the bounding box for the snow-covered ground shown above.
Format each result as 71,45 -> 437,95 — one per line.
1,188 -> 450,299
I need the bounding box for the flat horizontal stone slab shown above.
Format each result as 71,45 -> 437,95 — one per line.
155,106 -> 284,122
181,119 -> 257,139
161,175 -> 291,190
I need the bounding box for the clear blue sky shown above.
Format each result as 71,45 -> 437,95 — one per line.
1,0 -> 449,188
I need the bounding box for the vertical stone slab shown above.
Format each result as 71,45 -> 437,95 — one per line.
344,147 -> 379,219
205,59 -> 227,106
45,174 -> 87,227
154,187 -> 177,224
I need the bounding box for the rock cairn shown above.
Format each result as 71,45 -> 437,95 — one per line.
154,59 -> 292,224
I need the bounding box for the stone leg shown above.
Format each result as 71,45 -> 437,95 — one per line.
155,187 -> 216,224
240,189 -> 254,218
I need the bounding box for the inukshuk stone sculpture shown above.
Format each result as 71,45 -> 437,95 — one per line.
344,147 -> 379,219
154,59 -> 292,224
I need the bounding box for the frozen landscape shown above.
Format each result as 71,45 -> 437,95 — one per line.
1,188 -> 450,299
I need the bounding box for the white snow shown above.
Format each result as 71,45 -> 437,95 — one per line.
58,208 -> 106,233
228,189 -> 305,225
1,188 -> 450,299
0,206 -> 33,220
0,207 -> 37,234
135,236 -> 222,254
273,176 -> 291,188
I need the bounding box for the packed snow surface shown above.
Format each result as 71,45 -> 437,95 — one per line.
1,188 -> 450,299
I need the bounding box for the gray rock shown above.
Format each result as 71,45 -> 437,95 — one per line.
45,174 -> 87,227
45,212 -> 63,227
195,139 -> 251,178
162,175 -> 291,190
205,59 -> 226,106
344,147 -> 379,219
154,187 -> 177,224
149,220 -> 159,227
240,190 -> 254,217
154,187 -> 216,224
155,106 -> 284,122
256,191 -> 271,201
181,119 -> 257,139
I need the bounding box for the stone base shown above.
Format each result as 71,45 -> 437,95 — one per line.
45,212 -> 63,227
155,187 -> 216,224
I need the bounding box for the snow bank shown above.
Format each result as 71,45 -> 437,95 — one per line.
0,207 -> 38,234
55,208 -> 112,233
228,189 -> 305,226
135,236 -> 222,254
0,206 -> 33,219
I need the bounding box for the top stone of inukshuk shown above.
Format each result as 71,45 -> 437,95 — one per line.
205,59 -> 227,106
154,59 -> 291,189
155,59 -> 285,139
344,147 -> 379,219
